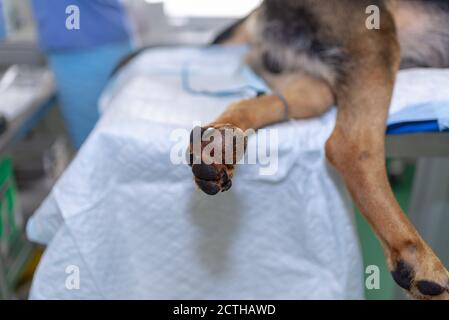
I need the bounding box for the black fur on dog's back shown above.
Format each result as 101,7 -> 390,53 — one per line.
114,0 -> 449,77
212,0 -> 449,70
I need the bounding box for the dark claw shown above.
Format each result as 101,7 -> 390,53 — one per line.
416,280 -> 446,296
195,179 -> 220,195
219,170 -> 232,191
220,170 -> 229,184
221,179 -> 232,192
192,164 -> 219,181
391,260 -> 414,290
220,169 -> 232,192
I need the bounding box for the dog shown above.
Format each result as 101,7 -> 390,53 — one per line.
185,0 -> 449,300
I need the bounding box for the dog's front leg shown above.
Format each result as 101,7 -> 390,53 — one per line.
188,72 -> 333,195
325,27 -> 449,299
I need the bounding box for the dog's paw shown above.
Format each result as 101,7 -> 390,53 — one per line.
191,163 -> 234,195
187,125 -> 247,195
390,245 -> 449,300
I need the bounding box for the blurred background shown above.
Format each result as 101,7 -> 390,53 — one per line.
0,0 -> 445,300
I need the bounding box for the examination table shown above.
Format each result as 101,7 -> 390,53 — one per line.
26,46 -> 449,299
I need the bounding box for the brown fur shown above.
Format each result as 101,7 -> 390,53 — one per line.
188,0 -> 449,299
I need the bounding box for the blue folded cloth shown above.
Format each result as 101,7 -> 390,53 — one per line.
387,101 -> 449,134
387,120 -> 441,135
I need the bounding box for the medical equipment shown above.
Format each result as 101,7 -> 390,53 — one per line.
0,64 -> 56,299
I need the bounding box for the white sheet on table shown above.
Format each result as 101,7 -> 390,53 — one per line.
26,46 -> 449,300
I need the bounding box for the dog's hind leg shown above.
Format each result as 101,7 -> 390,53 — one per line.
325,20 -> 449,300
188,72 -> 334,195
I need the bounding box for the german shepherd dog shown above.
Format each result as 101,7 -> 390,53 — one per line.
185,0 -> 449,299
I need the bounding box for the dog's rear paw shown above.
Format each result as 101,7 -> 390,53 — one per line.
187,125 -> 247,195
390,247 -> 449,300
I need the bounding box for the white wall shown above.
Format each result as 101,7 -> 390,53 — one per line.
146,0 -> 261,17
